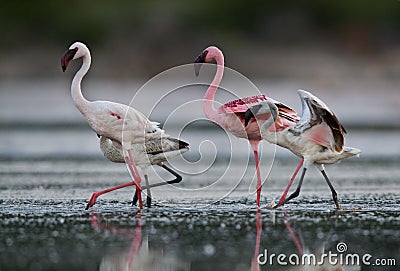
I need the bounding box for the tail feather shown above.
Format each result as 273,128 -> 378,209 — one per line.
164,137 -> 190,151
145,137 -> 189,155
174,138 -> 190,150
343,147 -> 361,158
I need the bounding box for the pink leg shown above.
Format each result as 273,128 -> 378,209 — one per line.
126,149 -> 143,209
276,158 -> 304,206
249,141 -> 262,207
85,150 -> 144,210
253,149 -> 262,207
86,181 -> 138,210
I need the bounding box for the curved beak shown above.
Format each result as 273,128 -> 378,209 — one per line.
194,51 -> 207,76
244,104 -> 261,127
61,48 -> 77,72
194,63 -> 202,77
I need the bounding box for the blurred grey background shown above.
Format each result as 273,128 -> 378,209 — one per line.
0,1 -> 399,159
1,1 -> 400,78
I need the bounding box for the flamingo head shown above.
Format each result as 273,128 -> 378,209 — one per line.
61,42 -> 89,72
194,46 -> 221,76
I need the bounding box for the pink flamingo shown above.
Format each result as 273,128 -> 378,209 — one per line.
245,89 -> 361,209
61,42 -> 189,209
194,46 -> 300,207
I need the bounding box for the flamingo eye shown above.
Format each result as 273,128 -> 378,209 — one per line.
74,47 -> 78,52
203,50 -> 208,55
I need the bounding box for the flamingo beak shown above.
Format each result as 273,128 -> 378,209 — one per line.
61,48 -> 77,72
244,105 -> 261,127
194,51 -> 207,76
194,63 -> 202,76
244,109 -> 254,127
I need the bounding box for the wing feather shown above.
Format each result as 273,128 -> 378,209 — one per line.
298,90 -> 346,152
218,94 -> 267,113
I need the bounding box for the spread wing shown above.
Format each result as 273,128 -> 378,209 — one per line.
297,90 -> 346,152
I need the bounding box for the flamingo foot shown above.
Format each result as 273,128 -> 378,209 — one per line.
138,197 -> 143,209
146,196 -> 151,208
131,185 -> 144,209
272,201 -> 286,209
265,198 -> 276,210
334,204 -> 344,210
132,192 -> 138,206
345,206 -> 362,211
136,187 -> 143,209
272,200 -> 286,209
132,191 -> 144,209
86,193 -> 99,210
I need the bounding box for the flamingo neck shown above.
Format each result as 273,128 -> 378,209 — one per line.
71,53 -> 91,115
260,103 -> 279,136
203,52 -> 224,123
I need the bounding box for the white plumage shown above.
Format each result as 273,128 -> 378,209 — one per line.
62,41 -> 189,209
246,89 -> 361,209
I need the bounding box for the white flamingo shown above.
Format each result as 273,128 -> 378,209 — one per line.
61,41 -> 189,209
245,89 -> 361,209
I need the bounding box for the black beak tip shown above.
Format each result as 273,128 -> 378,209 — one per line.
244,110 -> 254,127
194,62 -> 202,77
244,117 -> 249,127
194,52 -> 206,76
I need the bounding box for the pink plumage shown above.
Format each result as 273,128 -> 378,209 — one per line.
304,123 -> 332,149
195,46 -> 301,207
219,94 -> 267,113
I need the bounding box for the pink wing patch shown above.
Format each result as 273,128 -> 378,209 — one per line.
269,118 -> 287,132
305,123 -> 333,149
109,111 -> 123,120
218,94 -> 267,113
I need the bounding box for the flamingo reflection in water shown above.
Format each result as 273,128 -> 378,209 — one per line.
90,211 -> 190,271
251,209 -> 262,271
280,215 -> 360,271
